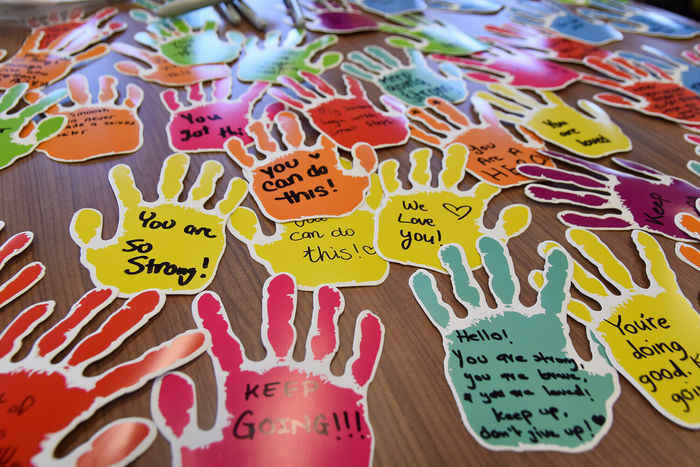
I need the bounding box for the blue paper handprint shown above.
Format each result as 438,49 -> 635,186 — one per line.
410,238 -> 619,451
356,0 -> 427,16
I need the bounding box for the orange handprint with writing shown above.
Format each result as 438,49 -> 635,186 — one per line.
25,74 -> 144,162
226,111 -> 378,222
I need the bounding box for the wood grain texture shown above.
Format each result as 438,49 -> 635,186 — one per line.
0,1 -> 698,465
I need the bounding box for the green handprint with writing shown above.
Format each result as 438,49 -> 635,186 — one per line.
0,83 -> 66,170
237,28 -> 342,82
410,239 -> 619,451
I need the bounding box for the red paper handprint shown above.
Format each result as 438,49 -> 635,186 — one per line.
0,287 -> 209,465
27,7 -> 126,50
151,274 -> 384,466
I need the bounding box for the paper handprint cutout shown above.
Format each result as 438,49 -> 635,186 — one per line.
226,111 -> 377,222
134,19 -> 243,66
112,42 -> 231,87
303,0 -> 380,34
410,240 -> 619,451
70,153 -> 247,296
151,274 -> 385,466
269,72 -> 409,150
162,78 -> 269,152
341,46 -> 468,107
0,287 -> 209,465
476,84 -> 631,158
519,150 -> 700,241
374,144 -> 531,272
0,222 -> 44,309
229,173 -> 389,289
539,229 -> 700,427
0,13 -> 119,90
26,7 -> 126,50
408,96 -> 553,187
0,83 -> 66,171
582,55 -> 700,125
24,74 -> 143,162
378,15 -> 489,56
509,0 -> 623,45
432,44 -> 583,90
237,29 -> 341,83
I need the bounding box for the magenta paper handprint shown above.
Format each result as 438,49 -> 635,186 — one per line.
519,150 -> 700,240
303,0 -> 380,34
161,77 -> 270,152
151,274 -> 385,466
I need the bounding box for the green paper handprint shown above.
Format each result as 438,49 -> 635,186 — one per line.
378,14 -> 489,55
342,46 -> 467,106
237,28 -> 342,82
0,83 -> 66,170
134,19 -> 244,66
410,239 -> 619,451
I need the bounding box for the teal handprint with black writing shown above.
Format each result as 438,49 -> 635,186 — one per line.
410,239 -> 619,451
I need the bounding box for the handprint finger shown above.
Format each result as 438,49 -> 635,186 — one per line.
611,157 -> 664,179
346,310 -> 384,390
114,60 -> 147,77
345,52 -> 383,74
125,83 -> 144,108
0,231 -> 32,268
409,269 -> 455,330
187,160 -> 223,205
71,43 -> 110,64
110,164 -> 144,209
261,273 -> 297,360
676,243 -> 700,270
0,83 -> 28,113
158,153 -> 189,201
529,267 -> 597,324
408,147 -> 432,188
263,30 -> 282,48
439,143 -> 468,189
351,143 -> 377,174
366,45 -> 400,68
186,82 -> 205,105
478,236 -> 517,306
566,228 -> 635,291
152,372 -> 199,441
307,285 -> 343,362
276,111 -> 305,148
32,115 -> 67,145
439,244 -> 484,308
228,206 -> 263,242
379,158 -> 401,194
215,178 -> 248,217
63,74 -> 91,106
238,81 -> 269,106
537,247 -> 570,316
0,301 -> 52,359
98,75 -> 118,105
67,418 -> 156,467
0,262 -> 45,309
249,120 -> 280,153
408,105 -> 453,133
303,71 -> 336,96
112,42 -> 155,63
525,184 -> 610,208
633,230 -> 681,292
33,287 -> 117,359
495,203 -> 531,239
19,88 -> 67,121
519,161 -> 609,189
193,291 -> 245,372
70,208 -> 105,249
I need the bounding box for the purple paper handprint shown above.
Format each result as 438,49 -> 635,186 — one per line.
519,150 -> 700,240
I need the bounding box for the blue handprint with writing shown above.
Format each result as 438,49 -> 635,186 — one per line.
410,239 -> 619,451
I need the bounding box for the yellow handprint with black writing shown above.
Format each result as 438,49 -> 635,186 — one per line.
70,153 -> 247,296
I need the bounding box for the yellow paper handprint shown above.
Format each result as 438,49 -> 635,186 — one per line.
70,153 -> 247,296
538,228 -> 700,428
229,171 -> 388,290
374,143 -> 530,272
476,84 -> 631,158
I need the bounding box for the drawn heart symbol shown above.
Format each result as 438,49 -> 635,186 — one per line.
308,152 -> 321,159
442,203 -> 472,220
591,415 -> 606,426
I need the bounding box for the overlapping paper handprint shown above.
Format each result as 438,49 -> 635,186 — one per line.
133,18 -> 243,66
410,239 -> 619,450
237,28 -> 341,82
24,74 -> 144,162
374,144 -> 531,272
226,111 -> 377,222
0,83 -> 66,170
26,7 -> 126,50
432,43 -> 583,90
616,44 -> 700,97
269,72 -> 409,150
151,274 -> 384,466
0,222 -> 44,309
538,229 -> 700,427
229,173 -> 389,289
112,42 -> 231,87
519,150 -> 700,240
341,46 -> 468,106
0,287 -> 209,465
377,14 -> 488,55
161,77 -> 270,152
70,153 -> 247,296
407,96 -> 552,187
476,84 -> 631,158
582,55 -> 700,125
303,0 -> 380,34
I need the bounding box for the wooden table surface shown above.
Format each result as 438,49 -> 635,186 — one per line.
0,1 -> 698,465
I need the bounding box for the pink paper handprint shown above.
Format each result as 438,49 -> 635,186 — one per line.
161,77 -> 270,152
151,274 -> 384,466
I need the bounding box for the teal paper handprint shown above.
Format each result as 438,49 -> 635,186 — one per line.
410,239 -> 619,451
378,14 -> 489,55
237,28 -> 342,82
0,83 -> 66,171
133,18 -> 244,65
341,46 -> 467,106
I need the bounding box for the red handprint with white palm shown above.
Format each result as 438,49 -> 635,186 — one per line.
0,287 -> 209,465
151,274 -> 385,467
582,55 -> 700,124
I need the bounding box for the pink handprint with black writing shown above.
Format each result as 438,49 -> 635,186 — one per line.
519,150 -> 700,240
151,273 -> 384,466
